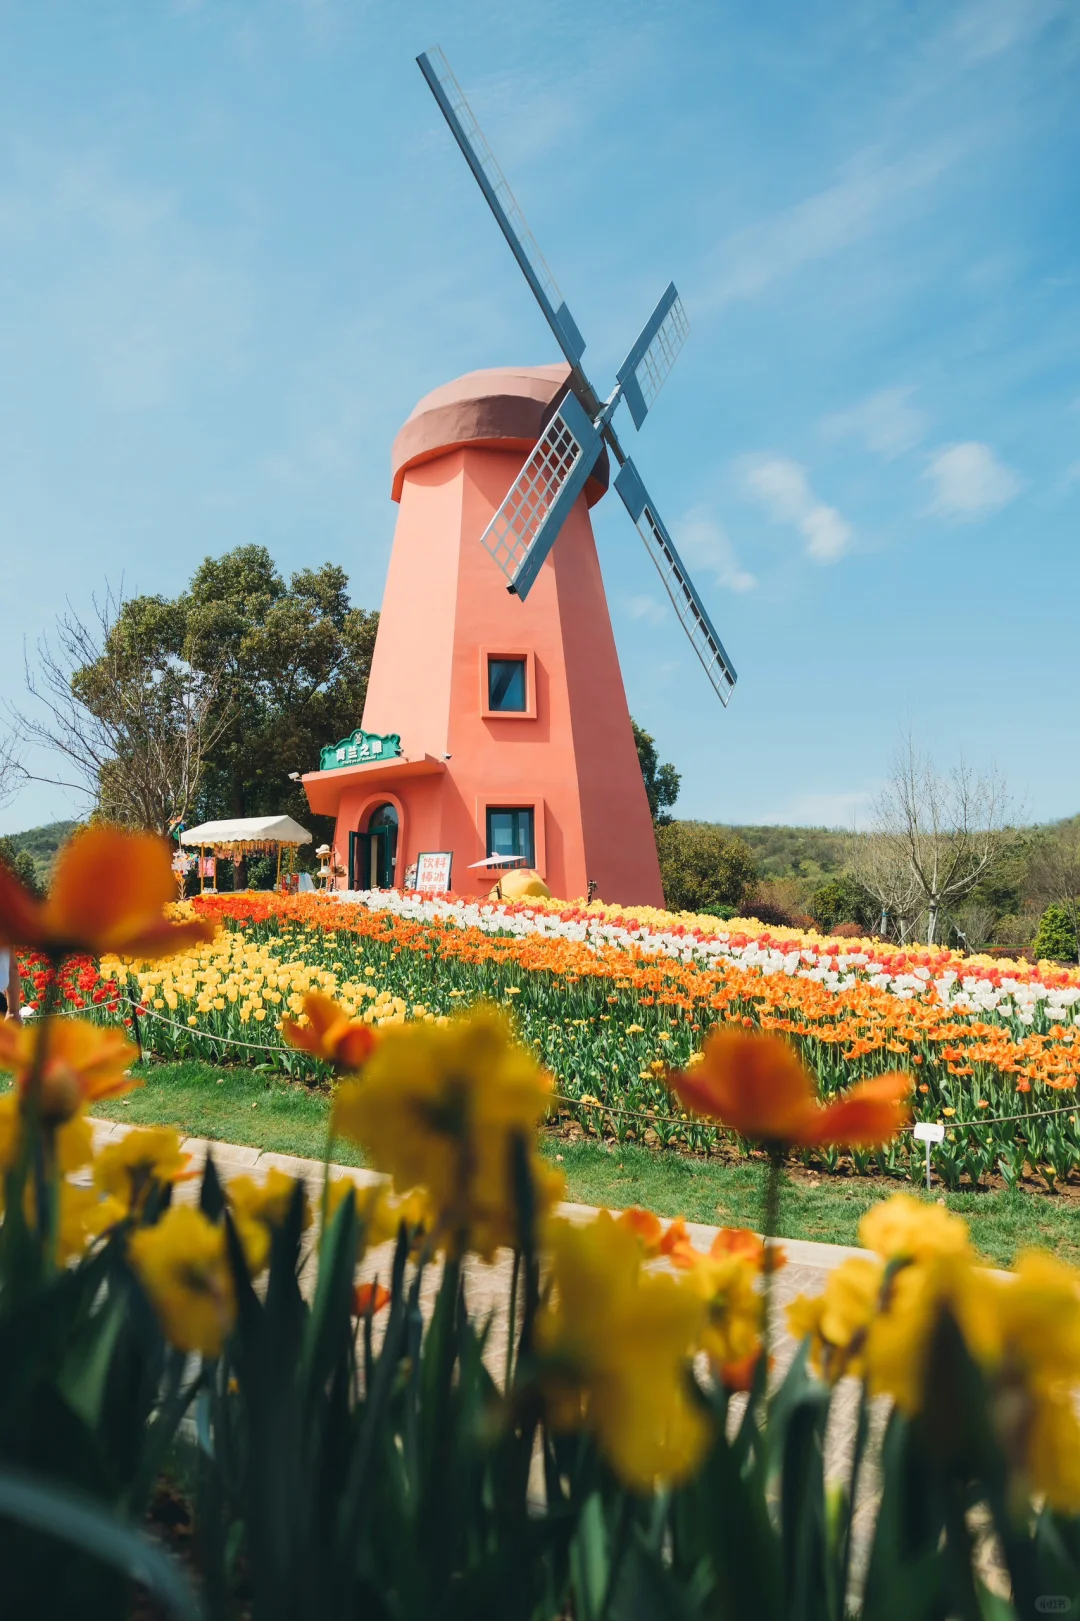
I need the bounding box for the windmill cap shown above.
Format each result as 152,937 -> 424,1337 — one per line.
390,363 -> 610,505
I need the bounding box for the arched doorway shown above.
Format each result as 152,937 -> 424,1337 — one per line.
349,802 -> 399,890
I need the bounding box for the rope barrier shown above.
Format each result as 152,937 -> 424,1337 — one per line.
32,999 -> 1080,1140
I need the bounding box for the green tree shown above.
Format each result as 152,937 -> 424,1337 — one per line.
180,547 -> 378,840
1032,902 -> 1079,963
57,547 -> 378,879
655,821 -> 756,916
0,836 -> 43,900
809,875 -> 875,933
631,720 -> 680,824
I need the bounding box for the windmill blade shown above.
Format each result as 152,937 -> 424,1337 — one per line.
615,283 -> 690,430
480,391 -> 603,601
614,459 -> 737,705
417,47 -> 587,367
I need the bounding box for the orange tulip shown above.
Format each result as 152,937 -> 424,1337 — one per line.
0,1017 -> 139,1120
615,1206 -> 665,1250
281,992 -> 378,1072
708,1226 -> 786,1274
352,1282 -> 391,1316
0,825 -> 216,958
669,1029 -> 909,1148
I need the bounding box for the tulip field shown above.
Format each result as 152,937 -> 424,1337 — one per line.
21,887 -> 1080,1192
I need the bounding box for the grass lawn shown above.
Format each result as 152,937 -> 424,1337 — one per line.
91,1060 -> 1080,1270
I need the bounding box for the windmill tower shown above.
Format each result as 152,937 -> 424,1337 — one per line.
303,50 -> 738,905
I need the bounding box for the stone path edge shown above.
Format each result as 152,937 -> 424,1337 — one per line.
87,1117 -> 870,1272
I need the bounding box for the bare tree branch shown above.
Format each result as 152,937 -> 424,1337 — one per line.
1025,821 -> 1080,965
10,587 -> 230,836
0,730 -> 25,813
851,733 -> 1019,946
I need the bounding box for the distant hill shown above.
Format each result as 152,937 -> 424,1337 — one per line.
4,820 -> 79,882
676,822 -> 850,884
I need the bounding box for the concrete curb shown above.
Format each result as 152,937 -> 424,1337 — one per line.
88,1117 -> 871,1272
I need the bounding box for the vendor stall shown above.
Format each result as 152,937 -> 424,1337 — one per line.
180,816 -> 313,893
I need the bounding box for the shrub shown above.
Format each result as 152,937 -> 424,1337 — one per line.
655,822 -> 756,914
993,912 -> 1037,949
809,874 -> 874,933
1032,902 -> 1080,963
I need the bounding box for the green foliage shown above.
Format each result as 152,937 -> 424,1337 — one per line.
809,876 -> 874,934
655,821 -> 756,914
720,824 -> 849,883
630,720 -> 680,824
0,837 -> 44,900
73,546 -> 378,854
0,822 -> 77,887
1032,902 -> 1080,963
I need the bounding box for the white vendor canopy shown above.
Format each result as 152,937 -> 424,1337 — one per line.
180,816 -> 312,848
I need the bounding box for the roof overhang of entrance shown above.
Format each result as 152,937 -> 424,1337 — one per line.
301,753 -> 447,816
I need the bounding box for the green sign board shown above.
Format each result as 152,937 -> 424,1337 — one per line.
320,728 -> 403,772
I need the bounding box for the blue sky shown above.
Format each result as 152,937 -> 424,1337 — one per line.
1,0 -> 1077,835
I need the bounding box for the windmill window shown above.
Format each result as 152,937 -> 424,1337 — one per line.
487,656 -> 527,712
486,807 -> 535,867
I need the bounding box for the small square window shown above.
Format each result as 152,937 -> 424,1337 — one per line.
487,656 -> 526,712
486,807 -> 535,867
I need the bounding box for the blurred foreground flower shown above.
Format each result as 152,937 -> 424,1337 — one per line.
789,1191 -> 1080,1511
535,1212 -> 708,1489
226,1167 -> 312,1274
331,1007 -> 563,1259
282,991 -> 379,1072
669,1028 -> 910,1148
94,1126 -> 194,1216
129,1205 -> 236,1356
0,824 -> 216,958
0,1016 -> 139,1120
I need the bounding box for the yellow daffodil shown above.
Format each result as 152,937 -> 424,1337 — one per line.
687,1249 -> 764,1386
0,1091 -> 93,1175
94,1127 -> 194,1215
225,1168 -> 312,1274
535,1211 -> 708,1488
788,1256 -> 885,1384
128,1206 -> 236,1356
859,1194 -> 973,1264
331,1007 -> 563,1260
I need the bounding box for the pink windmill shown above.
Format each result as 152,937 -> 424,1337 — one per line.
303,50 -> 738,905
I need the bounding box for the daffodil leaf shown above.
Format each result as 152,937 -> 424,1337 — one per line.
0,1464 -> 203,1621
56,1293 -> 126,1432
608,1530 -> 697,1621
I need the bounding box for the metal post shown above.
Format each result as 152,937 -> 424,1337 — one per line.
925,1139 -> 932,1193
127,990 -> 143,1063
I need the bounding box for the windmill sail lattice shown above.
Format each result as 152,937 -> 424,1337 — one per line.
614,460 -> 737,705
418,47 -> 739,708
616,283 -> 691,431
417,48 -> 586,367
478,392 -> 602,600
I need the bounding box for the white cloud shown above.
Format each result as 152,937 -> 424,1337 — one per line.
738,457 -> 852,563
672,508 -> 757,592
623,594 -> 669,626
698,148 -> 954,310
948,0 -> 1073,63
759,789 -> 875,828
820,387 -> 925,460
924,442 -> 1022,520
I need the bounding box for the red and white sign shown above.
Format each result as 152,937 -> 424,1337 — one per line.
415,851 -> 453,894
